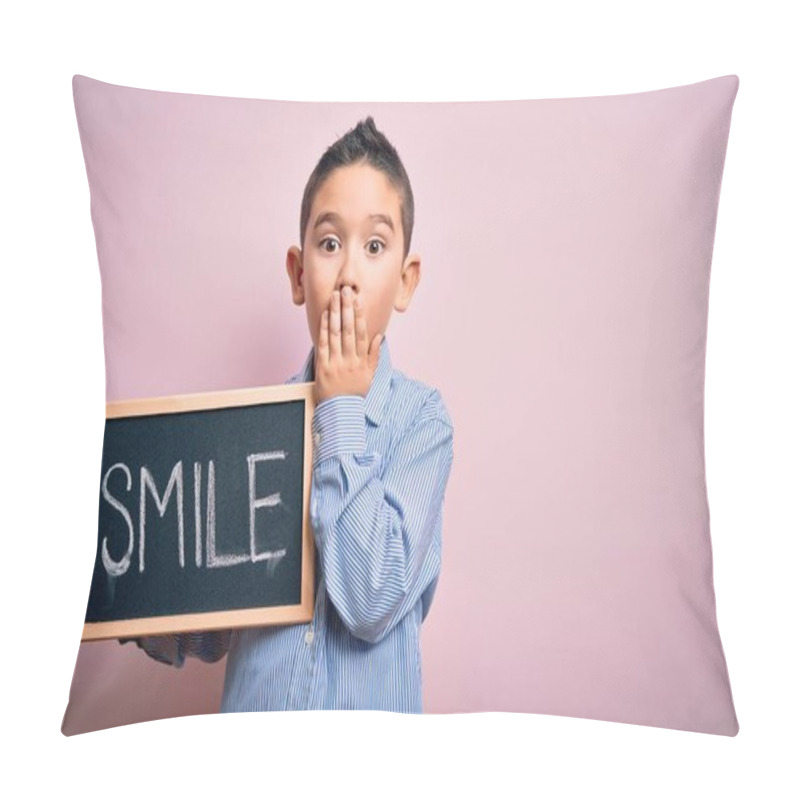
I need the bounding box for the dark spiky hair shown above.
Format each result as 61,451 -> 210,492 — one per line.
299,116 -> 414,261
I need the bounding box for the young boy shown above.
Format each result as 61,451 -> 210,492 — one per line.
127,117 -> 454,713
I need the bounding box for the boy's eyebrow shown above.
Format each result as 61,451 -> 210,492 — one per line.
313,211 -> 394,232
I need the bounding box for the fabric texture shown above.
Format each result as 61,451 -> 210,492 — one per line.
64,74 -> 740,736
126,337 -> 454,712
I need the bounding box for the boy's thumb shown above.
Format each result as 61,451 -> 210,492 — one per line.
371,333 -> 383,366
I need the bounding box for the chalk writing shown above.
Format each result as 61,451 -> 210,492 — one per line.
100,453 -> 288,577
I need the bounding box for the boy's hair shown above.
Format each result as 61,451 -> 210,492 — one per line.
300,116 -> 415,261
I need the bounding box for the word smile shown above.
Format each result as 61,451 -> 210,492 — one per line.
100,452 -> 288,577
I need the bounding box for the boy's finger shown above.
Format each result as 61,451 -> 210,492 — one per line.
329,290 -> 341,359
318,306 -> 329,368
354,293 -> 368,359
341,288 -> 356,358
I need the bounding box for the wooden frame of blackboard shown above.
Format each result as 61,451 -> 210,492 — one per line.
82,381 -> 316,641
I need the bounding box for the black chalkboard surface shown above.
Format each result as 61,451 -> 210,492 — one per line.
82,382 -> 316,641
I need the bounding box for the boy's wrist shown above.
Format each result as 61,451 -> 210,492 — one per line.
312,395 -> 367,466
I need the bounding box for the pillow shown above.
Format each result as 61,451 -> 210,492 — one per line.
63,73 -> 740,736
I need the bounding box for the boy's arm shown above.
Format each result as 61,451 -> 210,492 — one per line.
311,388 -> 454,644
119,630 -> 231,667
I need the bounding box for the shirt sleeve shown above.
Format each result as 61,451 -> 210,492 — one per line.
311,389 -> 454,644
118,630 -> 232,668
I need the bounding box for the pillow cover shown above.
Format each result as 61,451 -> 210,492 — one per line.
63,73 -> 740,736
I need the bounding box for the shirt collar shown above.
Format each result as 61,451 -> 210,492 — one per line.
296,335 -> 393,427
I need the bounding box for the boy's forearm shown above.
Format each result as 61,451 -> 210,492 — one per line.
119,630 -> 232,666
311,396 -> 453,644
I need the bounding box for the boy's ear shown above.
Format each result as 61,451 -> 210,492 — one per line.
286,246 -> 305,305
394,255 -> 421,313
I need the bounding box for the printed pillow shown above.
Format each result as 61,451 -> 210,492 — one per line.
63,74 -> 740,736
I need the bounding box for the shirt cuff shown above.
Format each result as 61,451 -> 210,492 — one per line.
312,395 -> 367,466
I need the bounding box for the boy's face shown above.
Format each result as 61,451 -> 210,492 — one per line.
286,163 -> 420,353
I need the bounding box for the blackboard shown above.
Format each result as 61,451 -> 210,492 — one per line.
82,382 -> 316,641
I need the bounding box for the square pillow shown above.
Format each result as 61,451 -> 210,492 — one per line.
63,73 -> 739,736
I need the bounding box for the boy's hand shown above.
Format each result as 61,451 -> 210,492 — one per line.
314,286 -> 383,405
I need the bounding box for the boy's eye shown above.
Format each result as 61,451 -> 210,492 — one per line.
320,237 -> 385,255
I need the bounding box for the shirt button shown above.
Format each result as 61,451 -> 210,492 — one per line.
304,628 -> 315,645
313,432 -> 321,447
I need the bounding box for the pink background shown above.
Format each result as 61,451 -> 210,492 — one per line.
64,74 -> 739,735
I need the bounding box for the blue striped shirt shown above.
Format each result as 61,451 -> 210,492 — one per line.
126,336 -> 454,713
